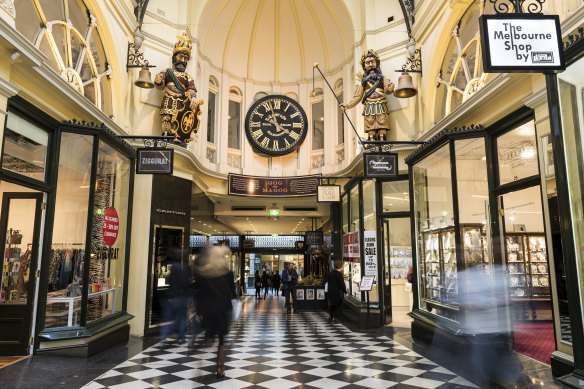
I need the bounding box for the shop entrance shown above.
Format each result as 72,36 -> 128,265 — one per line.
244,253 -> 303,294
0,192 -> 44,355
499,185 -> 555,364
381,217 -> 413,325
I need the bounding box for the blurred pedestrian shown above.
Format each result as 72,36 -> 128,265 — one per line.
282,262 -> 298,312
327,260 -> 347,323
458,264 -> 524,387
272,271 -> 281,296
160,256 -> 190,346
195,245 -> 236,378
254,270 -> 261,299
262,270 -> 269,299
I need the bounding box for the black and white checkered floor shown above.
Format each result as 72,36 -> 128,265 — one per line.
82,297 -> 477,389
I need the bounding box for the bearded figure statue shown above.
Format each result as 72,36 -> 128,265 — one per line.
339,49 -> 394,141
154,33 -> 203,144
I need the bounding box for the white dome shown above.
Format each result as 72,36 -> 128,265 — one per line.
197,0 -> 355,83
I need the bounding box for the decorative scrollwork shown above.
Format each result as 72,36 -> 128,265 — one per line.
489,0 -> 545,14
401,48 -> 422,73
126,42 -> 154,70
398,0 -> 415,34
564,25 -> 584,50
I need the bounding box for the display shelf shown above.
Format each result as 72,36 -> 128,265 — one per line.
390,246 -> 412,280
46,288 -> 116,327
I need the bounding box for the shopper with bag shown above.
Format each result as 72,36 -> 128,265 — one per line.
195,245 -> 236,378
327,260 -> 347,323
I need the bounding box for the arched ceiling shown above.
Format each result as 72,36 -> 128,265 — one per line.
197,0 -> 355,84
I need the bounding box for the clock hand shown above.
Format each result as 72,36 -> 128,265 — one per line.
266,116 -> 290,134
267,102 -> 287,132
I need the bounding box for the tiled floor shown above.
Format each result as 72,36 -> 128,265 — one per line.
0,296 -> 566,388
84,297 -> 478,388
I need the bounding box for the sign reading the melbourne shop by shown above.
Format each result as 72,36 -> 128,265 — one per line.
479,14 -> 565,72
363,230 -> 377,276
364,153 -> 398,178
136,148 -> 174,174
228,174 -> 318,197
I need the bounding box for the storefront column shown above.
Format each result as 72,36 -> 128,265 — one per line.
0,78 -> 19,139
546,73 -> 584,383
127,174 -> 153,336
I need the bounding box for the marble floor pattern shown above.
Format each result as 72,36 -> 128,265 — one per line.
82,297 -> 478,389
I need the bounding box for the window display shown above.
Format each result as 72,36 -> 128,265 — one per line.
506,233 -> 550,303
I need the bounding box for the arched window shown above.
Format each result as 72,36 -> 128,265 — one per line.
14,0 -> 112,114
334,79 -> 344,145
254,92 -> 268,101
311,88 -> 324,150
207,76 -> 219,144
434,1 -> 497,121
285,92 -> 298,101
228,86 -> 242,149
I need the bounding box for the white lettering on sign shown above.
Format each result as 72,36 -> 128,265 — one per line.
142,157 -> 169,165
364,230 -> 377,276
484,17 -> 563,70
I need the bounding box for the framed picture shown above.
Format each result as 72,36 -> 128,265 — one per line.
306,289 -> 315,300
316,289 -> 325,300
296,289 -> 305,300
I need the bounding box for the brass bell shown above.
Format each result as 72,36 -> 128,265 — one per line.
134,66 -> 155,88
393,72 -> 417,98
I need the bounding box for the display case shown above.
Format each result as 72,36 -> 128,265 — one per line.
390,246 -> 412,280
45,289 -> 116,328
505,233 -> 550,302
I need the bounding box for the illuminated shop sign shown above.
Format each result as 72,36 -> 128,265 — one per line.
479,14 -> 565,72
228,174 -> 318,197
364,153 -> 398,178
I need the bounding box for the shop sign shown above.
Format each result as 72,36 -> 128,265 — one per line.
363,230 -> 377,276
317,185 -> 341,202
479,14 -> 565,73
136,148 -> 174,174
360,275 -> 375,291
102,207 -> 119,247
343,231 -> 360,262
364,153 -> 398,178
228,174 -> 318,197
305,231 -> 323,245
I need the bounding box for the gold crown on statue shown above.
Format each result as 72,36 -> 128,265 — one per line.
173,33 -> 192,57
360,49 -> 380,70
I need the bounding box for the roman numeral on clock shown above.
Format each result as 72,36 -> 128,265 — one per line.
252,129 -> 263,140
289,131 -> 301,141
272,140 -> 280,151
259,137 -> 270,149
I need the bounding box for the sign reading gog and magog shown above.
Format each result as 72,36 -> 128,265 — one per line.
480,14 -> 565,73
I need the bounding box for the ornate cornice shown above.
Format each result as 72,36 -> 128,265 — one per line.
0,77 -> 18,98
405,124 -> 483,164
563,25 -> 584,51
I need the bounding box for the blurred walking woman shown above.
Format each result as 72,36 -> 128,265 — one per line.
195,245 -> 236,378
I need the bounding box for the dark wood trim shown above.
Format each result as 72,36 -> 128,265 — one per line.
122,159 -> 135,312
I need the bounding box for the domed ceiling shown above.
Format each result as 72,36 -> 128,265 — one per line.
197,0 -> 355,84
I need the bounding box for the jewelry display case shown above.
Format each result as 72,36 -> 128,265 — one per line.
505,233 -> 550,302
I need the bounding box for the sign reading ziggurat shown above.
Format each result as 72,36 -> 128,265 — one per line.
228,173 -> 318,197
479,13 -> 565,73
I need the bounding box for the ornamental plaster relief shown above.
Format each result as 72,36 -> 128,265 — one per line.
0,0 -> 15,18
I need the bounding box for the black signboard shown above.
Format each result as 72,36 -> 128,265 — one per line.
228,174 -> 318,197
479,14 -> 565,73
136,148 -> 174,174
364,153 -> 398,178
305,231 -> 323,246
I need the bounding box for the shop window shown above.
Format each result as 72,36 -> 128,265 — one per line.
434,1 -> 496,121
349,185 -> 361,301
413,144 -> 455,318
2,113 -> 49,182
14,0 -> 113,115
312,100 -> 324,150
382,180 -> 410,213
207,91 -> 216,143
497,121 -> 539,185
342,194 -> 348,234
87,141 -> 130,323
44,132 -> 94,329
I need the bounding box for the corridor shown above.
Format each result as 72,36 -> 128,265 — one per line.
82,297 -> 477,389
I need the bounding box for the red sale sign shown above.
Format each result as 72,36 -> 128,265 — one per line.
102,207 -> 119,247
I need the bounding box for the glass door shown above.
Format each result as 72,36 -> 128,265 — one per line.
0,192 -> 44,355
382,217 -> 413,325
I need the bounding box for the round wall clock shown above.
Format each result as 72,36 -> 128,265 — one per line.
244,95 -> 307,156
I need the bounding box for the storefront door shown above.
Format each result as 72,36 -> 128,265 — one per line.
498,186 -> 555,364
0,193 -> 44,355
381,217 -> 413,325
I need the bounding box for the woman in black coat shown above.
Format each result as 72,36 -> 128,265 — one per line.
327,260 -> 347,323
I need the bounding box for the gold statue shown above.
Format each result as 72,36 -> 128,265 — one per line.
154,33 -> 203,144
339,50 -> 394,141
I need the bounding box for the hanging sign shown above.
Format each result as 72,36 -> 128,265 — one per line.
102,207 -> 119,247
364,153 -> 398,178
228,174 -> 318,197
317,185 -> 341,202
305,231 -> 324,245
479,14 -> 565,73
136,148 -> 174,174
363,230 -> 377,276
343,231 -> 360,262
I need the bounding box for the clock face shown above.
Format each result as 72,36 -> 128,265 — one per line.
244,95 -> 307,156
